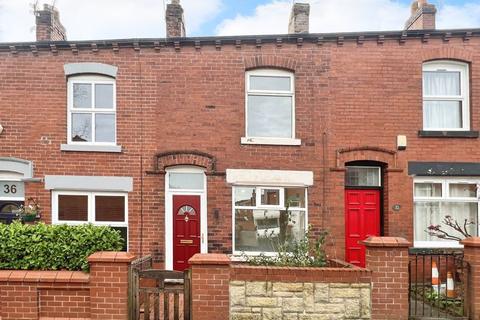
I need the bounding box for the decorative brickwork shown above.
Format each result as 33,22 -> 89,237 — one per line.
153,150 -> 217,174
243,55 -> 297,71
363,237 -> 411,320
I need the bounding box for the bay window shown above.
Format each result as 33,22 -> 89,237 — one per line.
52,191 -> 128,250
414,178 -> 478,248
233,186 -> 307,254
422,61 -> 469,131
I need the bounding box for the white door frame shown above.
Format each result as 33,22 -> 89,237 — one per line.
165,166 -> 208,270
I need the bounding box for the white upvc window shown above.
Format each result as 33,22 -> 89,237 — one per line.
413,177 -> 479,248
242,69 -> 300,145
67,75 -> 117,145
422,61 -> 470,131
52,191 -> 128,249
232,186 -> 307,255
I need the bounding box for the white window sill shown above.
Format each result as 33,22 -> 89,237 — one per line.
60,144 -> 122,153
241,137 -> 301,146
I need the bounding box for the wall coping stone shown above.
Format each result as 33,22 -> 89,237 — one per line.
231,264 -> 372,283
362,236 -> 411,247
460,237 -> 480,247
88,251 -> 136,263
0,270 -> 89,283
189,253 -> 231,265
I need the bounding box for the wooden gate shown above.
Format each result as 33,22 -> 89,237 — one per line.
128,256 -> 191,320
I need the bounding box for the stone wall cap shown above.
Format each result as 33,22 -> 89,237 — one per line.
189,253 -> 231,265
88,251 -> 136,263
361,236 -> 411,248
460,237 -> 480,247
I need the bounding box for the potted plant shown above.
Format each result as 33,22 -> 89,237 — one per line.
15,198 -> 41,223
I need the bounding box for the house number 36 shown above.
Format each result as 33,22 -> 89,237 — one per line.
3,184 -> 17,194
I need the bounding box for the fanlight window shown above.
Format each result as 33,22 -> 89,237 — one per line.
178,205 -> 196,216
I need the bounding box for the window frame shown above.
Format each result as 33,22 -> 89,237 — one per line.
52,190 -> 128,230
413,177 -> 479,248
67,75 -> 117,146
232,185 -> 308,256
345,166 -> 381,187
422,60 -> 470,131
243,69 -> 297,144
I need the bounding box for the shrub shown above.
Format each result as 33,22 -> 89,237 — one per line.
0,222 -> 124,272
245,226 -> 328,267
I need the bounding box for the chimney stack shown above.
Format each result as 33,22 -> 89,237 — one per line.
405,0 -> 436,30
166,0 -> 186,38
288,2 -> 310,34
35,4 -> 67,41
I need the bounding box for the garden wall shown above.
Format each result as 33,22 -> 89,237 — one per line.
0,252 -> 135,320
230,264 -> 372,319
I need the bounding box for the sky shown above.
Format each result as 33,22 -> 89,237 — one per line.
0,0 -> 479,42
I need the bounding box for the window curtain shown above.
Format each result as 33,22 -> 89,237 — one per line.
423,72 -> 460,96
423,71 -> 462,129
423,101 -> 462,129
414,201 -> 478,242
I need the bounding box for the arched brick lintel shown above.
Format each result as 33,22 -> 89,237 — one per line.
154,150 -> 217,174
335,146 -> 399,170
244,55 -> 297,72
422,47 -> 474,63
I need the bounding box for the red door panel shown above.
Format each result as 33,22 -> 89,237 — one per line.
345,189 -> 380,267
173,195 -> 201,271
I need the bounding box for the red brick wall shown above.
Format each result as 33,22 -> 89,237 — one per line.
1,35 -> 480,263
189,254 -> 230,320
231,263 -> 372,283
364,237 -> 411,320
0,251 -> 134,320
0,270 -> 90,319
461,238 -> 480,319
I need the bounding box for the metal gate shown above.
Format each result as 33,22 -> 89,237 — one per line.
128,256 -> 192,320
408,248 -> 470,319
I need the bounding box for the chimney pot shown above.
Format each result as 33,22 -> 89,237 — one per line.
166,0 -> 186,37
35,4 -> 67,41
288,2 -> 310,34
405,0 -> 436,30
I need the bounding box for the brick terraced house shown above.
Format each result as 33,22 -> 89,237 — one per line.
1,0 -> 479,270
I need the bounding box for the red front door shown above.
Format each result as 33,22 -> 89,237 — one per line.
345,189 -> 380,267
173,195 -> 201,271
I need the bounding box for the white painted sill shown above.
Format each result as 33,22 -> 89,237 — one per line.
241,137 -> 301,146
60,144 -> 122,153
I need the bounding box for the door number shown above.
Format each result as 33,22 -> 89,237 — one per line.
3,184 -> 17,194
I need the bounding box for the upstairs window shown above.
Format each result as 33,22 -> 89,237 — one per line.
422,61 -> 469,131
67,75 -> 116,144
245,69 -> 295,140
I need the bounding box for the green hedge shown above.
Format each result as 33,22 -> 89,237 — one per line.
0,222 -> 124,272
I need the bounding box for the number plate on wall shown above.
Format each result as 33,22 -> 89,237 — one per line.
0,182 -> 25,198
